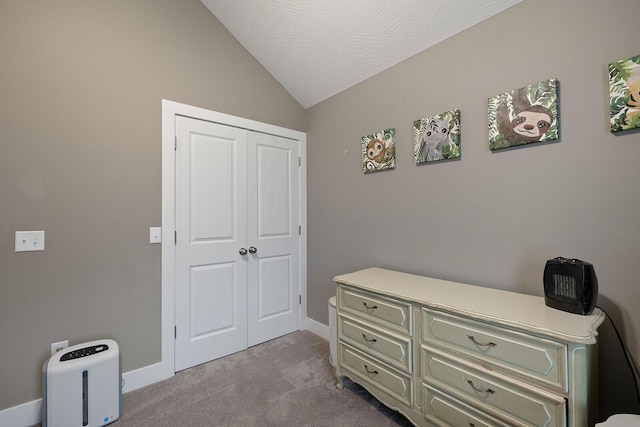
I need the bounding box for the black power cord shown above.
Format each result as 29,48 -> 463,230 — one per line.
597,305 -> 640,407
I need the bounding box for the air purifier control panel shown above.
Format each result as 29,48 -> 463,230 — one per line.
60,344 -> 110,362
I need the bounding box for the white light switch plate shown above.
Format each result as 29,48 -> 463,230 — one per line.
149,227 -> 161,244
15,231 -> 45,252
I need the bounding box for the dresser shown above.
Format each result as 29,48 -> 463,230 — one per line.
334,268 -> 605,427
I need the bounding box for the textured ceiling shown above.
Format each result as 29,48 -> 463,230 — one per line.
201,0 -> 523,109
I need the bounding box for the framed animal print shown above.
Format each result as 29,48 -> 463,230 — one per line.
414,109 -> 460,164
609,54 -> 640,132
488,78 -> 559,151
362,128 -> 396,172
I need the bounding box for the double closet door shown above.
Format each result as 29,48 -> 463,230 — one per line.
174,116 -> 300,371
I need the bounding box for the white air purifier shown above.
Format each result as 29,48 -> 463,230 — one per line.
328,296 -> 337,367
42,339 -> 121,427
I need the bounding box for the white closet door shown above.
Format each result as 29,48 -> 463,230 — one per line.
174,116 -> 248,371
247,131 -> 300,346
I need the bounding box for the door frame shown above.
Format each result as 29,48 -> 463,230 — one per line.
160,99 -> 307,376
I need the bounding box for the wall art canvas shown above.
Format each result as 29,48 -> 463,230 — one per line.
362,128 -> 396,172
488,78 -> 559,151
413,109 -> 460,164
609,54 -> 640,132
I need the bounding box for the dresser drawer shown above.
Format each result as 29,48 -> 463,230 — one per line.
422,347 -> 566,427
339,343 -> 412,407
338,314 -> 412,372
423,309 -> 567,391
338,286 -> 411,335
423,383 -> 511,427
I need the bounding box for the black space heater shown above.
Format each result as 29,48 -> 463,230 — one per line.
543,257 -> 598,315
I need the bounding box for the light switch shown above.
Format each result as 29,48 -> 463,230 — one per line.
15,231 -> 45,252
149,227 -> 161,244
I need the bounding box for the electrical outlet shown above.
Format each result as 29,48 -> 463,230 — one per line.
51,340 -> 69,356
149,227 -> 161,244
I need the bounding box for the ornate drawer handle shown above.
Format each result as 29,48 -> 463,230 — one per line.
361,333 -> 377,343
362,302 -> 378,311
363,364 -> 378,375
467,335 -> 497,348
466,378 -> 495,395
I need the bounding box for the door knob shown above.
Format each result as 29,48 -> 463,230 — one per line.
239,248 -> 248,255
249,246 -> 257,254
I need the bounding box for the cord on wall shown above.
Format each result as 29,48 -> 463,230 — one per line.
597,305 -> 640,407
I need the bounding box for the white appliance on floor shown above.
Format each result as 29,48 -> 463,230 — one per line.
328,296 -> 337,367
596,414 -> 640,426
42,339 -> 121,427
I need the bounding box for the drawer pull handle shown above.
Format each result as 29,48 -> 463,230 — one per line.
467,335 -> 497,348
361,334 -> 377,343
363,364 -> 378,375
362,302 -> 378,311
466,378 -> 495,395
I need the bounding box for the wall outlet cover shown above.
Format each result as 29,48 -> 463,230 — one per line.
51,340 -> 69,355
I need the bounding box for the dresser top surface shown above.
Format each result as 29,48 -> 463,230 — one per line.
334,267 -> 605,344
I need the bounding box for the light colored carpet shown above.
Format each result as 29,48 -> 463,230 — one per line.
112,331 -> 414,426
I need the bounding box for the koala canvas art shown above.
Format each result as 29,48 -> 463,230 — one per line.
488,78 -> 559,151
413,109 -> 460,164
362,128 -> 396,173
610,54 -> 640,132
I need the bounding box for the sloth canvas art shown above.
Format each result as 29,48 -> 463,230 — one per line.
610,54 -> 640,132
488,78 -> 559,151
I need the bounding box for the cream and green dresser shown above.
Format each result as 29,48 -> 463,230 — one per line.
334,268 -> 605,427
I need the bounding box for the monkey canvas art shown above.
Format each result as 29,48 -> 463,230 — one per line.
362,128 -> 396,172
610,54 -> 640,132
488,78 -> 559,151
413,109 -> 461,164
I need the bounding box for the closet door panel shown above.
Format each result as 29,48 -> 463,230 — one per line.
175,117 -> 248,371
248,132 -> 300,346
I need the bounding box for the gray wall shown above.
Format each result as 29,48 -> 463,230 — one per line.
0,0 -> 305,410
2,0 -> 640,420
307,0 -> 640,418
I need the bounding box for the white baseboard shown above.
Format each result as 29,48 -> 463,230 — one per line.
121,360 -> 173,394
0,398 -> 42,427
304,316 -> 329,340
1,317 -> 327,427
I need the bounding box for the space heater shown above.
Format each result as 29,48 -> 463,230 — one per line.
543,257 -> 598,315
42,339 -> 121,427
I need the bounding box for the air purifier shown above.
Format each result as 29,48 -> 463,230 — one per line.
328,296 -> 337,367
42,339 -> 121,427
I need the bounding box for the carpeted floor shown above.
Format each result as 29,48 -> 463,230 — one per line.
86,331 -> 415,427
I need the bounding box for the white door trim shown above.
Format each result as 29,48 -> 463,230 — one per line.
160,99 -> 307,379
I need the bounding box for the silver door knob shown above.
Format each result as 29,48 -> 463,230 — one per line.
249,246 -> 257,254
239,248 -> 248,255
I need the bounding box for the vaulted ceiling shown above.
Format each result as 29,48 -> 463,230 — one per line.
201,0 -> 523,108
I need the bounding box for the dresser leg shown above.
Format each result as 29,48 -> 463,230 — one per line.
335,368 -> 344,390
